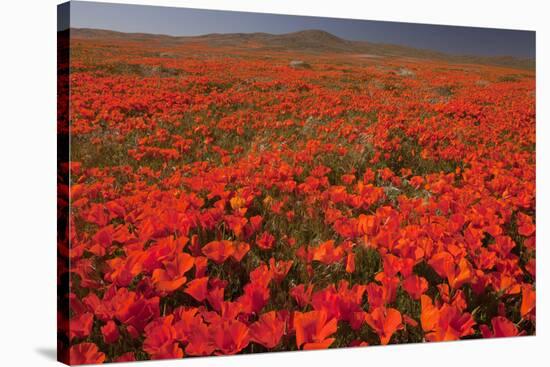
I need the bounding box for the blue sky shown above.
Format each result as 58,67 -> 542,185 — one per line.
65,1 -> 536,58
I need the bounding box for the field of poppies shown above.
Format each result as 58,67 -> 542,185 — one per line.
57,30 -> 536,365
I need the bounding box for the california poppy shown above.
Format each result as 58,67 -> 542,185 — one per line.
480,316 -> 522,338
520,284 -> 536,318
202,240 -> 235,264
364,307 -> 403,345
428,252 -> 473,289
402,274 -> 429,300
210,319 -> 250,355
517,212 -> 535,237
249,311 -> 286,348
420,295 -> 476,341
294,309 -> 337,350
101,320 -> 119,344
151,252 -> 194,293
256,232 -> 275,250
70,343 -> 106,365
184,276 -> 209,302
70,312 -> 94,340
290,283 -> 314,308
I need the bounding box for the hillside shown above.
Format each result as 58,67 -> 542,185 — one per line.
70,28 -> 535,70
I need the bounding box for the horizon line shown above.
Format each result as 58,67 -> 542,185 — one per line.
60,1 -> 536,59
66,26 -> 535,61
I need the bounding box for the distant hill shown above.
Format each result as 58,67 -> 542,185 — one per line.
71,28 -> 535,70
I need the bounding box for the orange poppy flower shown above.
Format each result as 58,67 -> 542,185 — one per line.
420,295 -> 476,341
429,252 -> 473,289
184,276 -> 209,302
211,319 -> 250,355
115,294 -> 160,333
521,284 -> 536,318
269,258 -> 293,283
420,295 -> 440,333
70,342 -> 106,365
70,312 -> 94,340
365,282 -> 389,309
206,285 -> 225,312
294,309 -> 337,350
143,315 -> 183,360
231,241 -> 250,262
151,252 -> 194,293
249,311 -> 286,348
229,196 -> 246,211
402,274 -> 429,300
517,212 -> 535,237
225,215 -> 248,237
101,320 -> 119,344
480,316 -> 521,338
364,307 -> 403,345
346,252 -> 356,273
173,308 -> 214,356
238,281 -> 271,314
290,283 -> 314,308
194,256 -> 208,278
202,240 -> 235,264
256,232 -> 275,250
311,240 -> 345,265
184,319 -> 216,356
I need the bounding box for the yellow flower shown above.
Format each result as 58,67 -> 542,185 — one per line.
230,196 -> 246,210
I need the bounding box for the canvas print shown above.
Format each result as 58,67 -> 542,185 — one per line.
57,1 -> 536,365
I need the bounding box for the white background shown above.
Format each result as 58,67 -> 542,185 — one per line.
0,0 -> 547,365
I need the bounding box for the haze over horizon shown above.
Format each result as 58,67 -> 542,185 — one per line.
63,1 -> 536,59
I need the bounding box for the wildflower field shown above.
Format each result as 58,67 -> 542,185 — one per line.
58,29 -> 536,364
